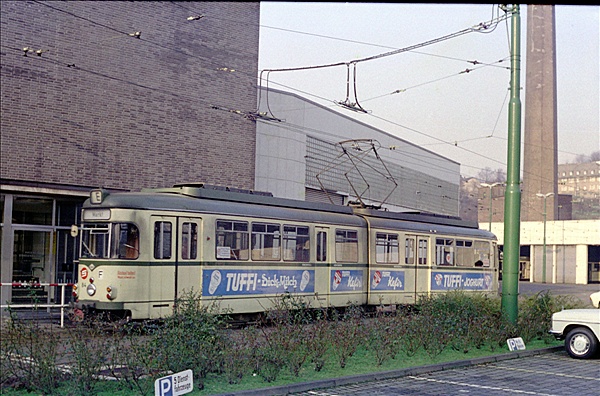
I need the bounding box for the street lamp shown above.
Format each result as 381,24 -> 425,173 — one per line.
536,192 -> 554,283
481,182 -> 504,231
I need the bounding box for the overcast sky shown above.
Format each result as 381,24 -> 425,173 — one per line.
258,3 -> 599,178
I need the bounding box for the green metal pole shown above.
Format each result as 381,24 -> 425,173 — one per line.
501,4 -> 521,325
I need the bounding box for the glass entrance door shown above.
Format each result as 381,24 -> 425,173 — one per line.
12,229 -> 52,303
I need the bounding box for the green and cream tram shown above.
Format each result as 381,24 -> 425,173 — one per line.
73,185 -> 498,320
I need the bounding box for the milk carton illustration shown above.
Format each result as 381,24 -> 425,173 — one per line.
300,270 -> 310,291
208,270 -> 222,295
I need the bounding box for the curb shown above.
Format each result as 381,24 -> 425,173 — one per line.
215,346 -> 564,396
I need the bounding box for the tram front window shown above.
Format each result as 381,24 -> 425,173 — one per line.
81,223 -> 139,259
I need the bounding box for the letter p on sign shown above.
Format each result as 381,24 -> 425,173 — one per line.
156,377 -> 172,396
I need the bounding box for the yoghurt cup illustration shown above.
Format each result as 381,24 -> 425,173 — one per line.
208,270 -> 222,295
372,270 -> 382,288
333,270 -> 342,290
300,270 -> 310,291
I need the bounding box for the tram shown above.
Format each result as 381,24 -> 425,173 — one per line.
73,184 -> 499,320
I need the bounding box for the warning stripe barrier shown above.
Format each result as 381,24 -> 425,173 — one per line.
0,282 -> 75,328
0,283 -> 75,287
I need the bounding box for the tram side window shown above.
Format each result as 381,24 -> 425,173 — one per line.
181,222 -> 198,260
455,240 -> 474,267
436,238 -> 454,266
283,225 -> 310,262
405,238 -> 415,265
316,231 -> 327,262
216,220 -> 249,260
252,222 -> 281,261
376,233 -> 398,263
154,222 -> 172,259
418,238 -> 428,265
113,223 -> 139,259
336,229 -> 358,263
474,241 -> 491,267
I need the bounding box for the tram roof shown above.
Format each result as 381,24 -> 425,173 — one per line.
82,185 -> 496,239
83,186 -> 365,226
351,208 -> 495,239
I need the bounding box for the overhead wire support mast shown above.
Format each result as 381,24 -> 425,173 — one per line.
500,4 -> 521,325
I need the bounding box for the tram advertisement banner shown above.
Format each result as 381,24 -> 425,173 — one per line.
330,269 -> 363,292
369,270 -> 405,291
202,269 -> 314,296
431,271 -> 493,291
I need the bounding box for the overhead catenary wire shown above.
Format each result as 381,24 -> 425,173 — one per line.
10,2 -> 584,188
257,8 -> 513,119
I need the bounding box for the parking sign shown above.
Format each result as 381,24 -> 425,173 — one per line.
154,369 -> 193,396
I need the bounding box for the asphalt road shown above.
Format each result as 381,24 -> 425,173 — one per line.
511,281 -> 599,308
282,349 -> 600,396
220,281 -> 600,396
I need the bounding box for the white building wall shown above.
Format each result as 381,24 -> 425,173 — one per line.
488,219 -> 599,284
255,88 -> 461,215
575,244 -> 589,285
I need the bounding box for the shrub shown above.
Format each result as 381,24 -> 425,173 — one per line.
518,291 -> 583,343
1,311 -> 64,394
329,304 -> 366,369
148,291 -> 230,390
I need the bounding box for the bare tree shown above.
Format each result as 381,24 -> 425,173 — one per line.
575,151 -> 600,163
476,167 -> 506,183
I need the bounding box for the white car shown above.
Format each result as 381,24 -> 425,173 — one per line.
590,291 -> 600,308
550,308 -> 600,359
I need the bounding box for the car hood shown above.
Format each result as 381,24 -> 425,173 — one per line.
553,309 -> 600,322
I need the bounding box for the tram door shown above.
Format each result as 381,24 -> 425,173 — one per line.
404,235 -> 418,303
315,227 -> 329,307
415,236 -> 430,302
151,216 -> 177,317
176,217 -> 202,300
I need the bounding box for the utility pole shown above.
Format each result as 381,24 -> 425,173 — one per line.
481,182 -> 504,231
537,192 -> 554,283
501,4 -> 521,325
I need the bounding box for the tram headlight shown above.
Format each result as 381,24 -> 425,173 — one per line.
86,283 -> 97,296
